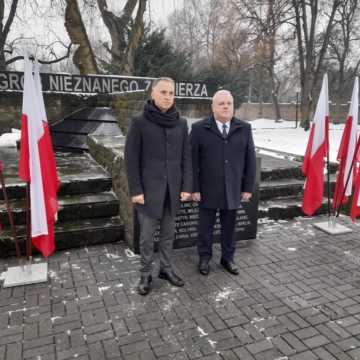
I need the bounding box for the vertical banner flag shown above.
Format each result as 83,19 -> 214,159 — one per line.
350,149 -> 360,221
302,74 -> 329,216
333,77 -> 359,210
18,56 -> 59,257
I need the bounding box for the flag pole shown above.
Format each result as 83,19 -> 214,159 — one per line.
25,182 -> 32,261
335,136 -> 360,217
326,120 -> 332,219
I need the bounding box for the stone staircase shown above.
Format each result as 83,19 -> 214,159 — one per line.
258,153 -> 337,222
0,148 -> 123,258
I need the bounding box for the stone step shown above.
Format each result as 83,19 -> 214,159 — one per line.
0,216 -> 124,258
259,153 -> 337,181
258,196 -> 330,221
0,191 -> 119,226
0,176 -> 112,201
259,175 -> 337,200
0,150 -> 112,200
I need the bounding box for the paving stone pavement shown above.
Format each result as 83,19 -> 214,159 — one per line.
1,215 -> 360,360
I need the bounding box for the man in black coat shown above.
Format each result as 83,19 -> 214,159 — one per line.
125,77 -> 192,295
191,90 -> 256,276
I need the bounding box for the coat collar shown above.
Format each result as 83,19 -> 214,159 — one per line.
203,116 -> 243,138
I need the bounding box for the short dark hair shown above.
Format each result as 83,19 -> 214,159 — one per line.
152,77 -> 175,88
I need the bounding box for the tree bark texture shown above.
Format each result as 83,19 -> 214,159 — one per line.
97,0 -> 147,75
0,0 -> 19,70
64,0 -> 99,74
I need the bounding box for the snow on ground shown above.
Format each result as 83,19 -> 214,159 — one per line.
251,118 -> 345,162
0,129 -> 21,147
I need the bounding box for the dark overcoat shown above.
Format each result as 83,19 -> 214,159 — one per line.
124,114 -> 192,219
190,116 -> 256,209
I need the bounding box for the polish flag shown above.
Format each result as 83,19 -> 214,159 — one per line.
302,74 -> 329,216
333,77 -> 359,210
18,56 -> 59,257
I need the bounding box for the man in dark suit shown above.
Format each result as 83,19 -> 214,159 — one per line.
125,77 -> 192,295
191,90 -> 256,276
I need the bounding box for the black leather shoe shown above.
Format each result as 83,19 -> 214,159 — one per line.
220,259 -> 239,275
159,270 -> 185,287
137,275 -> 152,295
198,259 -> 210,275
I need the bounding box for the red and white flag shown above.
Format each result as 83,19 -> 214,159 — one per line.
302,74 -> 329,216
333,77 -> 359,210
350,153 -> 360,220
18,56 -> 59,257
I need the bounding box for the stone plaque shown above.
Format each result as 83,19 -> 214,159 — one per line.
133,158 -> 261,254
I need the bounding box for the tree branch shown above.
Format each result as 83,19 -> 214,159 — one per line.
5,43 -> 72,66
2,0 -> 19,41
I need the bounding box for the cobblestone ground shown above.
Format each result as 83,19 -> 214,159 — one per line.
1,215 -> 360,360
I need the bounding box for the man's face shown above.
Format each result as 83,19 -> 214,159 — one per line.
151,81 -> 175,112
212,93 -> 234,122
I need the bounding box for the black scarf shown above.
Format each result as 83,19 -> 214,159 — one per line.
144,100 -> 180,128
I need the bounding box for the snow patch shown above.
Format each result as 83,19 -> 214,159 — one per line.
197,326 -> 208,337
125,248 -> 139,258
215,288 -> 234,302
51,316 -> 62,322
208,339 -> 217,348
251,118 -> 344,162
0,129 -> 21,147
98,285 -> 111,294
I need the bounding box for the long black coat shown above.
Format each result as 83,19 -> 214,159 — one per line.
191,116 -> 256,209
125,114 -> 192,219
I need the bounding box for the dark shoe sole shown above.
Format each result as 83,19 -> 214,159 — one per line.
220,262 -> 239,275
198,264 -> 210,275
158,272 -> 185,287
199,269 -> 209,275
137,275 -> 152,295
137,287 -> 150,296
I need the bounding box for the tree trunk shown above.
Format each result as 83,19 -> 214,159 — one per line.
292,0 -> 340,129
272,89 -> 281,121
0,0 -> 19,70
97,0 -> 147,75
0,40 -> 5,70
300,72 -> 314,130
64,0 -> 98,74
122,0 -> 147,75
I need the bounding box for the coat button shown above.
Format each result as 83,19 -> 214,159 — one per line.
225,160 -> 228,164
224,140 -> 228,144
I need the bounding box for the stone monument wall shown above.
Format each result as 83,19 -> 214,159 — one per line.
0,91 -> 211,134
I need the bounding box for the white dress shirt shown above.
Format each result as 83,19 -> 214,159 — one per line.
215,119 -> 230,135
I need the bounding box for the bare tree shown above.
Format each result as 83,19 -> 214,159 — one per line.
230,0 -> 292,121
96,0 -> 147,74
64,0 -> 99,74
168,0 -> 225,71
0,0 -> 19,70
292,0 -> 341,129
327,0 -> 360,98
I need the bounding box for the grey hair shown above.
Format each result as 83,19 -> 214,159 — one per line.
152,77 -> 175,88
212,89 -> 233,102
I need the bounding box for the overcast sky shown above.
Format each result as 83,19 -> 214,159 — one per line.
148,0 -> 184,24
